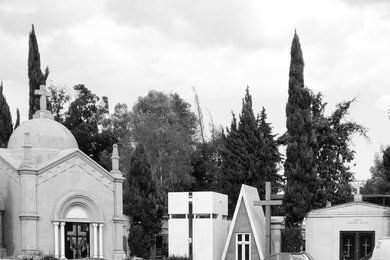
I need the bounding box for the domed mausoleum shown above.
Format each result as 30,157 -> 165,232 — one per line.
0,85 -> 126,260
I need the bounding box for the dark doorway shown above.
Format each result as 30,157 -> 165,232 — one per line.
340,231 -> 374,260
65,222 -> 90,259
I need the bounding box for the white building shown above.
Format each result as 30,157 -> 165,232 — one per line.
168,191 -> 228,260
306,196 -> 390,260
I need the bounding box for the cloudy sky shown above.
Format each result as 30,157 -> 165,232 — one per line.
1,0 -> 389,180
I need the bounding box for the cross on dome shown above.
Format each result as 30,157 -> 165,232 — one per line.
32,84 -> 54,119
35,85 -> 51,111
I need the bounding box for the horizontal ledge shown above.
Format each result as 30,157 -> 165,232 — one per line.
254,201 -> 283,206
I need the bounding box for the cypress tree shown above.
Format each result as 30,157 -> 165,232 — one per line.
221,87 -> 281,216
283,32 -> 317,227
28,24 -> 49,119
123,144 -> 163,259
14,108 -> 20,129
258,107 -> 283,193
0,82 -> 13,147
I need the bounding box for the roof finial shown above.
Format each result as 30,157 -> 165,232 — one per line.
33,84 -> 54,119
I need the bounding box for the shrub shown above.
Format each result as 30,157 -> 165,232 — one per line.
282,225 -> 303,252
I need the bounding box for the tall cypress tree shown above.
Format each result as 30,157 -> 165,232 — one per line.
283,32 -> 317,227
258,107 -> 283,193
221,87 -> 281,216
14,108 -> 20,129
28,24 -> 49,119
0,82 -> 13,147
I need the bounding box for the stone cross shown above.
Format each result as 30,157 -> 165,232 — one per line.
35,85 -> 51,111
253,182 -> 283,256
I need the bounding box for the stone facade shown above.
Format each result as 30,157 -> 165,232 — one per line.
0,96 -> 126,260
306,200 -> 390,260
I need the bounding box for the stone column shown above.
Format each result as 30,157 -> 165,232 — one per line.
90,223 -> 94,259
60,222 -> 66,260
19,132 -> 40,255
0,211 -> 3,247
53,222 -> 59,258
0,211 -> 5,257
110,144 -> 126,260
92,223 -> 98,258
98,224 -> 103,258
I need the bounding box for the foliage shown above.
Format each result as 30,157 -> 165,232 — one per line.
283,32 -> 317,227
49,85 -> 71,123
123,144 -> 163,259
282,226 -> 304,252
130,90 -> 197,199
312,94 -> 367,206
190,130 -> 224,191
362,147 -> 390,194
221,87 -> 282,216
63,84 -> 115,169
0,82 -> 13,148
14,108 -> 20,129
28,24 -> 50,119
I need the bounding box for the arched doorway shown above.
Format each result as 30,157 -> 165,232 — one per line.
53,193 -> 104,260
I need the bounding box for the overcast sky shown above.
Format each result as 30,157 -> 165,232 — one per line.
1,0 -> 389,180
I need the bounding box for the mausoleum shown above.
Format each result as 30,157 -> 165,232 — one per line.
168,191 -> 228,260
0,86 -> 126,260
306,194 -> 390,260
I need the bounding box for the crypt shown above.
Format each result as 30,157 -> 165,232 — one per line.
0,85 -> 126,260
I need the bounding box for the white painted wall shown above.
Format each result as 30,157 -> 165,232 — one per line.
168,219 -> 189,257
306,203 -> 390,260
168,191 -> 228,260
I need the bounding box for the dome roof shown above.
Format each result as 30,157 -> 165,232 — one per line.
8,118 -> 78,150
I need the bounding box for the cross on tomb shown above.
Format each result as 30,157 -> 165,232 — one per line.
345,239 -> 352,257
253,182 -> 283,256
35,84 -> 52,111
362,239 -> 370,255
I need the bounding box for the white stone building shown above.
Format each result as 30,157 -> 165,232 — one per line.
168,191 -> 228,260
0,89 -> 126,260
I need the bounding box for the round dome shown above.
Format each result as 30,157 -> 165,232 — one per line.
8,118 -> 78,150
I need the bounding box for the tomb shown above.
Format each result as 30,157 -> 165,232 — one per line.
0,85 -> 126,260
221,185 -> 267,260
306,194 -> 390,260
168,191 -> 228,260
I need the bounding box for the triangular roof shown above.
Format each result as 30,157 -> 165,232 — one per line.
0,148 -> 114,183
221,184 -> 266,260
306,200 -> 390,218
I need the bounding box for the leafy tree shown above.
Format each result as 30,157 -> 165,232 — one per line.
362,147 -> 390,194
383,146 -> 390,184
14,108 -> 20,129
362,152 -> 386,194
0,82 -> 13,147
64,84 -> 115,168
221,87 -> 282,216
283,32 -> 317,229
190,130 -> 224,191
101,103 -> 133,174
130,90 -> 197,197
123,144 -> 163,259
49,85 -> 71,123
312,94 -> 367,206
28,24 -> 49,119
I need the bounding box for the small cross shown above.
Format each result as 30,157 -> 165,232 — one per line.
362,239 -> 370,255
35,85 -> 52,111
254,182 -> 283,256
345,239 -> 352,257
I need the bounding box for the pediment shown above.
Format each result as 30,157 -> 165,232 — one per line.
36,150 -> 115,191
307,201 -> 390,217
